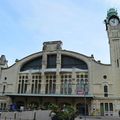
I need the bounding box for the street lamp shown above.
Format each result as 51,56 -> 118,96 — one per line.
84,81 -> 88,120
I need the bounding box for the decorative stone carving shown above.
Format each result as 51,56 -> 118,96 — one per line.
42,41 -> 62,51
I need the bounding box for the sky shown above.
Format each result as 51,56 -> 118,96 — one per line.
0,0 -> 120,66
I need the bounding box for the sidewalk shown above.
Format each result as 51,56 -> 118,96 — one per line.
75,116 -> 101,120
75,116 -> 120,120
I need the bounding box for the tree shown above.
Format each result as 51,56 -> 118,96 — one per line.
48,103 -> 76,120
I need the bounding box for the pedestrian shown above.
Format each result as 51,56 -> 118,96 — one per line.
49,111 -> 57,120
0,111 -> 1,119
119,110 -> 120,117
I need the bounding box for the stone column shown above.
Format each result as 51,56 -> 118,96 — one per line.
41,73 -> 46,94
72,68 -> 76,95
56,72 -> 61,94
56,51 -> 61,94
27,70 -> 32,94
41,52 -> 47,94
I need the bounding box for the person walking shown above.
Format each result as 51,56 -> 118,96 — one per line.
119,110 -> 120,117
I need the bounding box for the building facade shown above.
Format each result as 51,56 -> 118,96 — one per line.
0,8 -> 120,116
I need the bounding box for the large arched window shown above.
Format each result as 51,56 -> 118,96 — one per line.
20,56 -> 42,71
61,55 -> 88,69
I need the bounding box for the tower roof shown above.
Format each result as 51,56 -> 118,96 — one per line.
107,8 -> 118,19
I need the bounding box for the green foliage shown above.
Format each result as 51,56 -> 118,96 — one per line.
48,103 -> 59,112
48,103 -> 75,120
57,111 -> 69,120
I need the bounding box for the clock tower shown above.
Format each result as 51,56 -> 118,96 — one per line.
105,8 -> 120,68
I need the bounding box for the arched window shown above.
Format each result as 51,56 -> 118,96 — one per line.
2,85 -> 6,94
61,55 -> 88,69
20,56 -> 42,71
104,85 -> 108,97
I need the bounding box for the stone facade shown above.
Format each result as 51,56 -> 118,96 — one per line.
0,8 -> 120,116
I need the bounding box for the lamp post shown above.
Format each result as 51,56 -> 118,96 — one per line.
84,82 -> 87,120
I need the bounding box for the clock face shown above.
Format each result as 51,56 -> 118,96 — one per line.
109,18 -> 119,26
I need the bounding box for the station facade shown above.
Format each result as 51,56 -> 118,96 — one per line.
0,8 -> 120,116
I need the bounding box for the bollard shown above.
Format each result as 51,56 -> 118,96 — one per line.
0,112 -> 1,119
5,116 -> 7,120
33,111 -> 36,120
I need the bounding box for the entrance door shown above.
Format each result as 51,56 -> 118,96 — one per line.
76,103 -> 88,116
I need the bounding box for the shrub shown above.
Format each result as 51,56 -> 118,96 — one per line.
48,103 -> 76,120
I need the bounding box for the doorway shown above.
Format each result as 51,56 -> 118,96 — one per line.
76,103 -> 88,116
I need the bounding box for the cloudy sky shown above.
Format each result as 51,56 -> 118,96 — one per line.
0,0 -> 120,66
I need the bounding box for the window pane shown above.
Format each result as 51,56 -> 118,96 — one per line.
104,85 -> 108,92
104,93 -> 108,97
109,103 -> 113,111
100,103 -> 104,116
105,103 -> 108,111
104,85 -> 108,97
47,54 -> 56,68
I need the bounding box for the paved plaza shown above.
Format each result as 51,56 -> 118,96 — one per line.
0,110 -> 120,120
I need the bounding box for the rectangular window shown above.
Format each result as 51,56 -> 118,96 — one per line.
104,85 -> 108,97
47,54 -> 56,68
38,84 -> 41,94
100,103 -> 104,116
105,103 -> 108,111
18,84 -> 21,93
21,80 -> 24,93
31,84 -> 34,94
109,103 -> 113,111
35,80 -> 38,94
24,83 -> 27,93
1,103 -> 3,109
